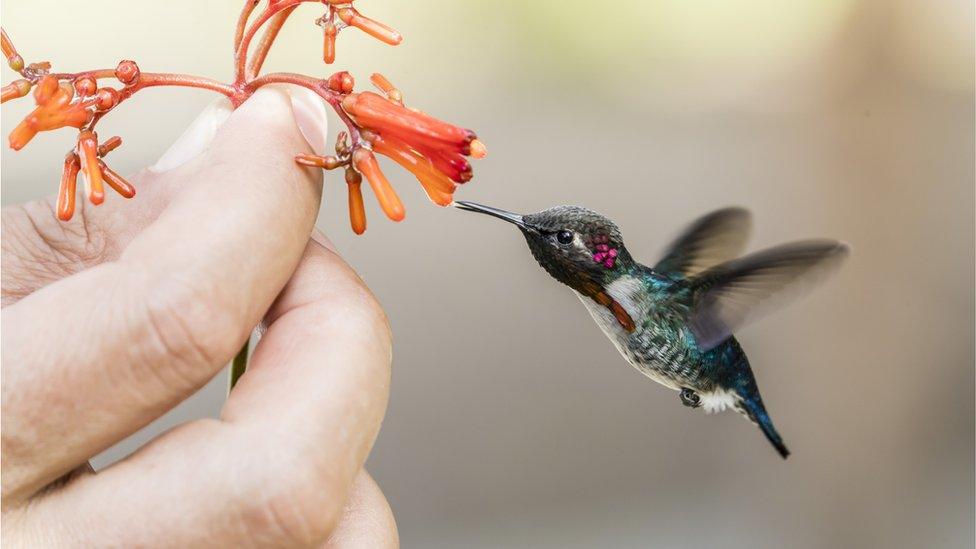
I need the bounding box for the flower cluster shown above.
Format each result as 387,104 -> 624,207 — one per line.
56,132 -> 135,221
316,2 -> 402,64
9,76 -> 93,150
296,72 -> 485,234
2,1 -> 485,233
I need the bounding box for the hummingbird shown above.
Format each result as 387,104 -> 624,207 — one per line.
455,202 -> 848,458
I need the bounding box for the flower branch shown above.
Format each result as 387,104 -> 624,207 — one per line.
2,0 -> 486,232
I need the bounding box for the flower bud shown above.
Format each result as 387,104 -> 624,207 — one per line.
33,76 -> 59,104
99,160 -> 136,198
370,73 -> 402,104
76,131 -> 105,205
345,167 -> 366,234
336,8 -> 402,46
57,153 -> 80,221
352,148 -> 404,222
295,153 -> 343,169
326,71 -> 354,94
323,23 -> 337,64
8,54 -> 24,73
1,79 -> 31,104
1,29 -> 24,72
115,60 -> 140,85
95,88 -> 120,111
97,136 -> 123,157
74,76 -> 97,97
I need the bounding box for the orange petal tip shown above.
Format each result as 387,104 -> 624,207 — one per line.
469,139 -> 487,159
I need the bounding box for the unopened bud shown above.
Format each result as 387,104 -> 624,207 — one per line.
115,60 -> 140,85
97,136 -> 123,157
8,54 -> 24,72
295,153 -> 344,170
95,88 -> 120,111
1,79 -> 31,104
33,76 -> 59,104
74,76 -> 97,97
326,71 -> 354,94
323,23 -> 337,64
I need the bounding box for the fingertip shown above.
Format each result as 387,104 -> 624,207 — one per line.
324,471 -> 399,549
210,87 -> 297,153
210,86 -> 330,164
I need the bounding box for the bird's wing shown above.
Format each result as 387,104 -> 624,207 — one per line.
685,239 -> 849,351
653,207 -> 753,278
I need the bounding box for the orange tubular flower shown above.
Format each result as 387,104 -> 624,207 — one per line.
57,153 -> 80,221
336,8 -> 402,46
322,23 -> 337,64
352,148 -> 405,222
345,168 -> 367,234
1,79 -> 30,103
1,28 -> 24,72
317,2 -> 401,65
8,76 -> 95,150
368,132 -> 455,206
77,131 -> 105,205
100,160 -> 136,198
5,2 -> 485,235
55,133 -> 135,220
289,72 -> 487,234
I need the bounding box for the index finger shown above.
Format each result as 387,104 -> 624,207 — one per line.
1,87 -> 326,500
21,236 -> 393,547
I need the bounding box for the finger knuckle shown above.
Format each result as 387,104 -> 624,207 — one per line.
237,457 -> 346,546
135,271 -> 243,392
327,281 -> 392,351
1,201 -> 108,300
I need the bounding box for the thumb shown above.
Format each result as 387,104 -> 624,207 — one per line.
151,85 -> 331,174
95,84 -> 330,252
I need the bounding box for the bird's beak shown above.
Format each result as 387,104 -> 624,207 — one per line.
453,201 -> 531,230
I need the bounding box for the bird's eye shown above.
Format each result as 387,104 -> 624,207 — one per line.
556,230 -> 573,245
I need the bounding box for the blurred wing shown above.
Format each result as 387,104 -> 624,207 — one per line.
653,207 -> 753,277
687,240 -> 849,350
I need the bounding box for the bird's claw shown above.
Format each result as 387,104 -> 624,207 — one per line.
680,388 -> 701,408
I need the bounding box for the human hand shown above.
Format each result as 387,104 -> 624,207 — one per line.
1,87 -> 396,547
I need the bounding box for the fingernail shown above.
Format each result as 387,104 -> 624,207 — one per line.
281,85 -> 330,156
150,97 -> 234,173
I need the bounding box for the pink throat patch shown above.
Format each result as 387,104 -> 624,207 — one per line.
592,243 -> 618,269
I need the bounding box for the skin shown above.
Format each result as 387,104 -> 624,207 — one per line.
1,88 -> 398,547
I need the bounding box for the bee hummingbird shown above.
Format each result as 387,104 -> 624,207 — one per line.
455,202 -> 848,459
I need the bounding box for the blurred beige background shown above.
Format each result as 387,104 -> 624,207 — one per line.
2,1 -> 973,547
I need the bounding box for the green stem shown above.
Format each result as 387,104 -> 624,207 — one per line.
229,338 -> 250,392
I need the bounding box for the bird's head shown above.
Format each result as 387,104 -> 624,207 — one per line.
455,201 -> 634,298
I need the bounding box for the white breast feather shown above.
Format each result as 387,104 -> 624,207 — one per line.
573,275 -> 681,391
576,276 -> 741,412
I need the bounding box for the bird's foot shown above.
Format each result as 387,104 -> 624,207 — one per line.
680,388 -> 701,408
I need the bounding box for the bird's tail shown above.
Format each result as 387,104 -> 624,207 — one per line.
739,395 -> 790,459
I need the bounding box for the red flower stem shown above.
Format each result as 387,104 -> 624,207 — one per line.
131,73 -> 238,98
246,5 -> 299,80
234,0 -> 305,84
234,0 -> 260,56
43,70 -> 237,99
